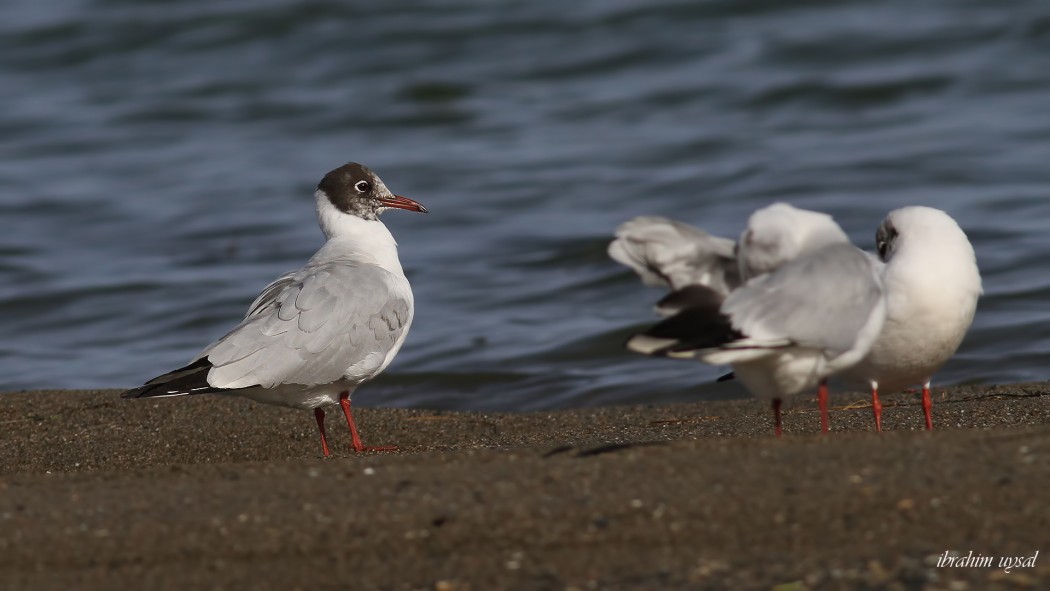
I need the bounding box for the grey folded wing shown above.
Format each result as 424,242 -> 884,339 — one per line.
609,216 -> 740,295
197,261 -> 412,389
245,270 -> 298,319
720,243 -> 884,355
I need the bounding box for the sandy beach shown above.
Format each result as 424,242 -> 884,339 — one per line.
0,384 -> 1047,590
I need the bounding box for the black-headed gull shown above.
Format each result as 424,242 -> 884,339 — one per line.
123,162 -> 427,457
845,206 -> 982,431
612,203 -> 886,436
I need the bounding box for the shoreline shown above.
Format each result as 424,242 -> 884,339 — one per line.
1,384 -> 1048,589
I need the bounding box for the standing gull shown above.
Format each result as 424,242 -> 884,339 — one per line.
845,206 -> 982,431
123,162 -> 427,457
611,203 -> 886,435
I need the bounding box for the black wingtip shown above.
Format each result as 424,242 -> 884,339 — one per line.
122,357 -> 219,399
716,371 -> 736,383
628,304 -> 742,357
655,285 -> 725,316
121,385 -> 151,399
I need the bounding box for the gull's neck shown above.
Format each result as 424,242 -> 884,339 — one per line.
315,189 -> 404,274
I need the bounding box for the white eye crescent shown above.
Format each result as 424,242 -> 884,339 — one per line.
354,180 -> 371,193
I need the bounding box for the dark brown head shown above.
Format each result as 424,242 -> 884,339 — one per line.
317,162 -> 427,221
875,217 -> 898,261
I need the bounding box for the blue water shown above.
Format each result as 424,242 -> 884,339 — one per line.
3,0 -> 1050,410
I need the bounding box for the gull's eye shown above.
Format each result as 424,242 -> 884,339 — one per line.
354,180 -> 371,193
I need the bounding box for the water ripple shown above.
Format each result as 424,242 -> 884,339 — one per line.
1,0 -> 1049,410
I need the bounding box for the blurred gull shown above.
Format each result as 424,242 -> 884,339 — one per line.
608,216 -> 740,311
123,162 -> 428,457
611,203 -> 886,436
845,206 -> 982,431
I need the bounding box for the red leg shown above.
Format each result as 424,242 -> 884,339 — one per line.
921,381 -> 934,431
339,392 -> 399,453
871,382 -> 883,433
772,398 -> 783,438
314,408 -> 332,458
817,379 -> 829,434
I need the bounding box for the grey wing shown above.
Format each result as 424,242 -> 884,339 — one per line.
197,262 -> 412,389
245,271 -> 298,319
721,244 -> 884,354
609,216 -> 740,295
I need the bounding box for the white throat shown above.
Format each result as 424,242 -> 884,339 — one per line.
314,189 -> 404,274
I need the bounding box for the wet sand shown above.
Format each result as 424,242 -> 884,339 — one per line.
0,384 -> 1047,590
